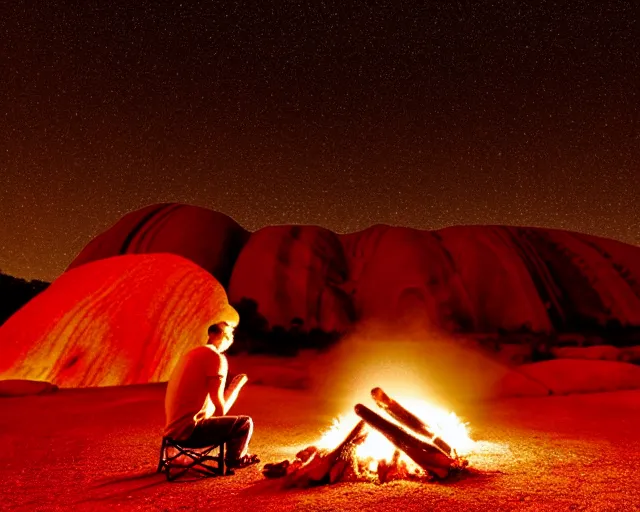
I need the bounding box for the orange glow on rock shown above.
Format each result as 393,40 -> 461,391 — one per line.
0,254 -> 239,387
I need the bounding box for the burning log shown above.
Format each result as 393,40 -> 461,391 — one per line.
296,445 -> 319,464
262,385 -> 474,487
376,449 -> 410,483
263,447 -> 326,480
354,403 -> 454,479
282,420 -> 368,488
371,387 -> 453,457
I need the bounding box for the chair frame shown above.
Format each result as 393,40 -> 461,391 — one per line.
157,436 -> 228,481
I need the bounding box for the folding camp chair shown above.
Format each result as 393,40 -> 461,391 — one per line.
157,436 -> 229,481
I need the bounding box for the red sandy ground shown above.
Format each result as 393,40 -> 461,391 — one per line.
1,384 -> 639,512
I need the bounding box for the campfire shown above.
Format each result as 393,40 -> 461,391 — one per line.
263,387 -> 474,486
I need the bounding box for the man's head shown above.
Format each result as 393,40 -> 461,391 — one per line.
207,322 -> 234,353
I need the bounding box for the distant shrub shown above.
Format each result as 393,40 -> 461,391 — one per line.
0,273 -> 50,326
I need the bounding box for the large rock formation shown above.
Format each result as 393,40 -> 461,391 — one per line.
68,203 -> 249,287
66,203 -> 640,334
340,226 -> 477,331
228,225 -> 355,332
0,254 -> 239,386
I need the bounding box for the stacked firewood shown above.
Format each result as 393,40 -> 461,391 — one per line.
262,387 -> 469,487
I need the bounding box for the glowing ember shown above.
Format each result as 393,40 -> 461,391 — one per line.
316,396 -> 474,473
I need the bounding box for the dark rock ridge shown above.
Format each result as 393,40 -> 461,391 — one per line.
67,203 -> 640,335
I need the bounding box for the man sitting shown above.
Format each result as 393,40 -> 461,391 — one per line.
164,322 -> 259,469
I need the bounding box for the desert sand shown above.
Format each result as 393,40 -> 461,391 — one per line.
2,377 -> 639,512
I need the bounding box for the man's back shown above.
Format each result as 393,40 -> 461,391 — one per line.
164,345 -> 225,439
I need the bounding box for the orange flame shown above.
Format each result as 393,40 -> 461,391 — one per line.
316,396 -> 474,472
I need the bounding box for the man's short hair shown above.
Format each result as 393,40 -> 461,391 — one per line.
207,323 -> 226,335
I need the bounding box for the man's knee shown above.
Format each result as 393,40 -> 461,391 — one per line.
238,415 -> 253,431
228,415 -> 252,438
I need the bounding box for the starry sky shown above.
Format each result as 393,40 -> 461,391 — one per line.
1,1 -> 638,281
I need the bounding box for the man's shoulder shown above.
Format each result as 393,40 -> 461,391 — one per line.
185,345 -> 222,360
177,345 -> 221,368
179,346 -> 224,376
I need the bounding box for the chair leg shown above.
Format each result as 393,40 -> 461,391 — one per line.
219,443 -> 226,476
158,440 -> 228,481
157,438 -> 167,473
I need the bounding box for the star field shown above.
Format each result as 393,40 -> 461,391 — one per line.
1,1 -> 638,281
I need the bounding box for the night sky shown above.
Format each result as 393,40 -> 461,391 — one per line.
1,1 -> 638,281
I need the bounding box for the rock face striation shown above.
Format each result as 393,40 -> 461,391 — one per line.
68,203 -> 249,287
66,203 -> 640,335
0,254 -> 239,386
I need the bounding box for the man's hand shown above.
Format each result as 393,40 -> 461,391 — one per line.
223,374 -> 248,414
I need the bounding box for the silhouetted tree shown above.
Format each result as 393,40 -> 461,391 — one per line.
229,298 -> 348,356
517,322 -> 533,333
229,297 -> 270,354
530,338 -> 554,362
288,317 -> 306,350
268,325 -> 298,356
0,273 -> 50,326
290,317 -> 304,330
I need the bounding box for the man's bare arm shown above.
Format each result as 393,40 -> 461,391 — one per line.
207,375 -> 226,417
223,374 -> 248,414
206,351 -> 227,417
